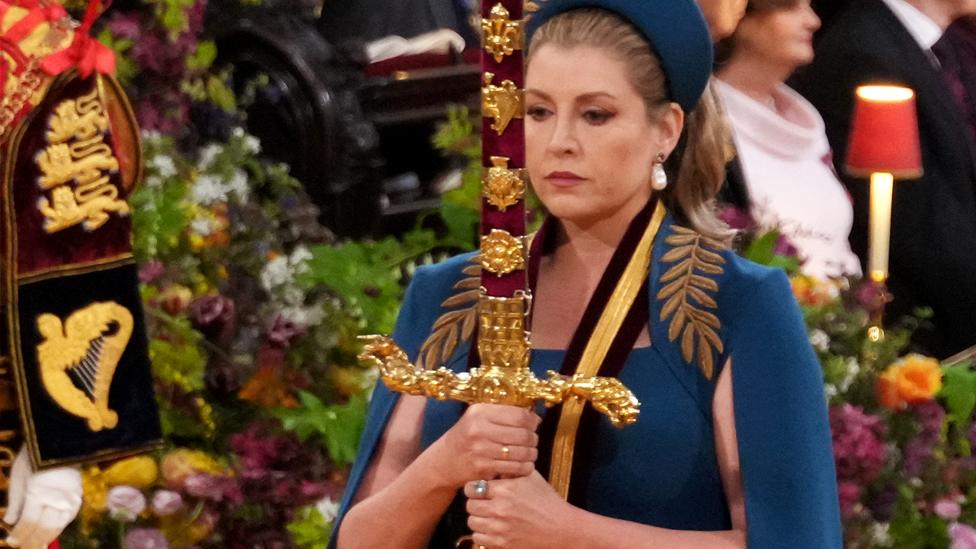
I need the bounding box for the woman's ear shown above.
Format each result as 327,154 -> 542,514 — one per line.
656,103 -> 685,157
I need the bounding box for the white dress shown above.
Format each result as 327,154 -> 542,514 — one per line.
715,79 -> 862,279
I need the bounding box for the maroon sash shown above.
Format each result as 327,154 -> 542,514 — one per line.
527,198 -> 656,504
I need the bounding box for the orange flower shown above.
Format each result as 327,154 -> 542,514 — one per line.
790,275 -> 835,307
877,354 -> 943,410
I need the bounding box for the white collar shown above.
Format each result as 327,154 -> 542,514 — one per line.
880,0 -> 944,50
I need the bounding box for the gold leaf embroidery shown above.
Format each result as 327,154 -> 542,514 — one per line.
416,257 -> 481,370
657,226 -> 725,380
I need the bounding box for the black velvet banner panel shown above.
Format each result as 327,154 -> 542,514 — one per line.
13,262 -> 161,467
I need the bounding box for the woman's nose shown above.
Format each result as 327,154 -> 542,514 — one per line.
547,115 -> 579,156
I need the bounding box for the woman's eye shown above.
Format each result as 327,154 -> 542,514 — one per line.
527,106 -> 552,120
583,109 -> 613,125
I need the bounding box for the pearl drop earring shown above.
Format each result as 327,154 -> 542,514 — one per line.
652,153 -> 668,191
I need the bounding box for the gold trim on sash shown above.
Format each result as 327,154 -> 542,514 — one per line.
548,202 -> 666,499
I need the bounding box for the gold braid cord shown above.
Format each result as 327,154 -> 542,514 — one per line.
656,226 -> 725,380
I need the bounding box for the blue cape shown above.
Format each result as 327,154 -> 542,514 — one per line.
330,218 -> 842,547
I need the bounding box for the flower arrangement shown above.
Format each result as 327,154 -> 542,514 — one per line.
727,207 -> 976,548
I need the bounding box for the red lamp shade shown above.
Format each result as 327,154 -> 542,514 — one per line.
844,85 -> 923,178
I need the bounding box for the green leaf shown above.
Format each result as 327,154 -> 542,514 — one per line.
206,75 -> 238,112
273,391 -> 368,467
940,363 -> 976,427
742,230 -> 779,266
287,505 -> 332,548
187,40 -> 218,71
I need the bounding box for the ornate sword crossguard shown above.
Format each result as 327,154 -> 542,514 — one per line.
358,293 -> 640,428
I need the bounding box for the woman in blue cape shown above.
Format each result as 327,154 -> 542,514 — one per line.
332,1 -> 842,547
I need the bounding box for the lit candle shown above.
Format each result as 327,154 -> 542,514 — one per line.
868,172 -> 894,283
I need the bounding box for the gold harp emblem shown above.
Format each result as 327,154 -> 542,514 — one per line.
35,302 -> 133,431
482,72 -> 523,136
482,3 -> 523,63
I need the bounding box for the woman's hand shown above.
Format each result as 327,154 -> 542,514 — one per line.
428,403 -> 540,490
463,470 -> 577,549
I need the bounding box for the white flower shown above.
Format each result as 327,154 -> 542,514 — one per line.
227,169 -> 250,203
197,143 -> 223,170
869,523 -> 893,547
838,357 -> 860,392
190,217 -> 215,236
144,175 -> 163,188
289,246 -> 313,273
808,329 -> 830,353
149,154 -> 177,178
140,129 -> 162,142
243,134 -> 261,155
260,256 -> 291,291
316,496 -> 340,523
190,174 -> 229,205
281,285 -> 306,307
824,384 -> 838,401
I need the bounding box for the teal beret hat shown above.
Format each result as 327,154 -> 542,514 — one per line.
526,0 -> 713,112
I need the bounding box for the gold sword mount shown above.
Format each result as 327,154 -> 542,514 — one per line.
359,292 -> 640,427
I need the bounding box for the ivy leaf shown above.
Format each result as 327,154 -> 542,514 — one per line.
940,362 -> 976,427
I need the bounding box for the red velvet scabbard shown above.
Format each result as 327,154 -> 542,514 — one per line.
479,0 -> 528,298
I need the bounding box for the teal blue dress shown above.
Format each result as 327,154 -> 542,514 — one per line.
330,217 -> 843,548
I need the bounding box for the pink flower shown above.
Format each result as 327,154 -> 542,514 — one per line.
123,528 -> 169,549
107,486 -> 146,522
837,481 -> 862,518
151,490 -> 184,516
830,404 -> 888,483
138,260 -> 166,284
951,523 -> 976,549
935,498 -> 962,520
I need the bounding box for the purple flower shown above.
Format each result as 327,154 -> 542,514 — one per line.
717,206 -> 754,230
124,528 -> 169,549
185,473 -> 227,501
951,523 -> 976,549
830,404 -> 888,483
151,490 -> 184,516
138,260 -> 166,284
773,233 -> 799,258
189,295 -> 235,339
935,498 -> 962,520
107,13 -> 142,39
867,484 -> 898,522
266,314 -> 306,349
107,486 -> 147,522
853,280 -> 889,314
904,400 -> 945,477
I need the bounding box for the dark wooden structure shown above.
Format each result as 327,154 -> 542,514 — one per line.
209,1 -> 481,237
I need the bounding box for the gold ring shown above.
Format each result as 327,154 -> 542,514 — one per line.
501,445 -> 511,459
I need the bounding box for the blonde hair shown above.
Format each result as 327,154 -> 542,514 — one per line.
528,8 -> 732,242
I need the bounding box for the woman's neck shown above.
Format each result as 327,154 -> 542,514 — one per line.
552,202 -> 644,267
718,54 -> 792,109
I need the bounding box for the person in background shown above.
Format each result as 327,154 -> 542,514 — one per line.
714,0 -> 861,279
790,0 -> 976,358
698,0 -> 749,40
